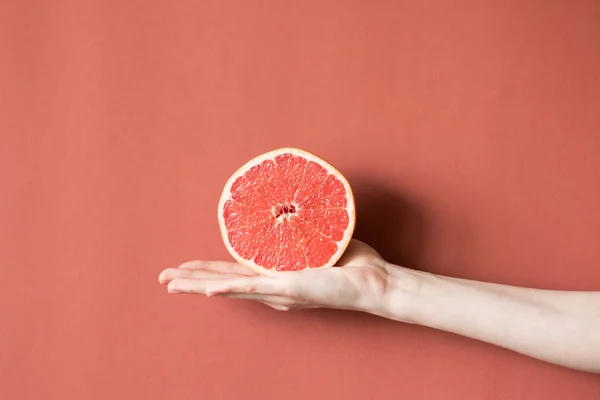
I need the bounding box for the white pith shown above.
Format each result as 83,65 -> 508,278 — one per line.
217,147 -> 356,276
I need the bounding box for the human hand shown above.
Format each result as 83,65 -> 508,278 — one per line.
158,239 -> 412,317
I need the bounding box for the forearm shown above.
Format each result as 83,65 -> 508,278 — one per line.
379,266 -> 600,373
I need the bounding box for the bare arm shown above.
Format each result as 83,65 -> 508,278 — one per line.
159,239 -> 600,374
383,267 -> 600,373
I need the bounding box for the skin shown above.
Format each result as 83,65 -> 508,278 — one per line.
158,239 -> 600,374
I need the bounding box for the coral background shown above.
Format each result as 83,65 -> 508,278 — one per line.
2,1 -> 599,398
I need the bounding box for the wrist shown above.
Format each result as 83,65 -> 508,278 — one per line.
374,263 -> 434,324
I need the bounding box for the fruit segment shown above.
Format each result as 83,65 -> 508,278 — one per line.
274,153 -> 308,203
296,208 -> 349,241
222,200 -> 273,231
275,223 -> 310,271
227,221 -> 272,260
230,164 -> 275,209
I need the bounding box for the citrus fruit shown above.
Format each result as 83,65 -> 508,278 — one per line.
217,148 -> 356,275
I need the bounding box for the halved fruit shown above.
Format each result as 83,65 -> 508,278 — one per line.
217,148 -> 355,275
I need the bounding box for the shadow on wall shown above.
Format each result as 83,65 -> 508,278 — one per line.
349,178 -> 427,271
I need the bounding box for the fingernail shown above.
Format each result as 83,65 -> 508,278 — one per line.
167,281 -> 185,293
158,272 -> 167,284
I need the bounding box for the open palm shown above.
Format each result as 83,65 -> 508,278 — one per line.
158,239 -> 392,313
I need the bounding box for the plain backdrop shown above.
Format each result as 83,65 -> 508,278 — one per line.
1,1 -> 600,399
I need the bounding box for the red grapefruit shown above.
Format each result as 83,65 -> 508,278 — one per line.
218,148 -> 356,275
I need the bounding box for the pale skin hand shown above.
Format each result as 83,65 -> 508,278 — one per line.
159,240 -> 393,313
158,239 -> 600,374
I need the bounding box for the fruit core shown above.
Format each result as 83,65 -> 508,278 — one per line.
273,203 -> 297,219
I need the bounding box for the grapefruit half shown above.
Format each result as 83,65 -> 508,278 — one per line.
217,148 -> 356,276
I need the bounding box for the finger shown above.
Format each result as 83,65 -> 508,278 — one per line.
166,276 -> 292,296
261,301 -> 320,311
219,294 -> 317,312
219,293 -> 294,306
178,260 -> 257,276
264,303 -> 292,312
213,275 -> 303,297
158,268 -> 245,284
